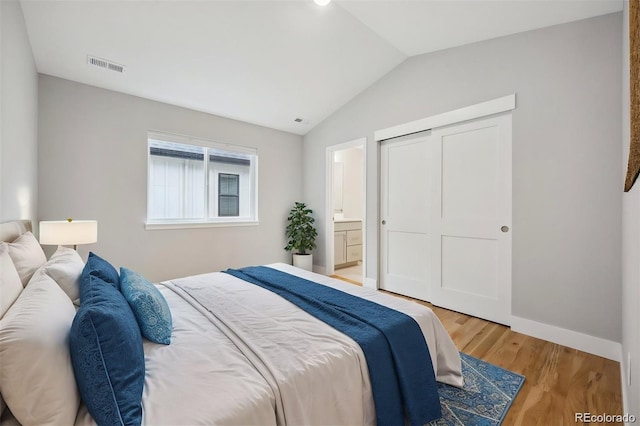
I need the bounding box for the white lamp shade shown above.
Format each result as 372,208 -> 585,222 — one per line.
39,220 -> 98,246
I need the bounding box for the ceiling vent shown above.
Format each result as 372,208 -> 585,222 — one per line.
87,55 -> 126,73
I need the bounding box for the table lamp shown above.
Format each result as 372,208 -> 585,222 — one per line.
39,218 -> 98,250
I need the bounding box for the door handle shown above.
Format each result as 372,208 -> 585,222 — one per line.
501,226 -> 509,233
381,220 -> 386,225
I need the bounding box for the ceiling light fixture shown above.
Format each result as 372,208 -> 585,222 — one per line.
313,0 -> 331,6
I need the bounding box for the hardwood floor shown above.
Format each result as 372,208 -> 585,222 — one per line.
330,276 -> 623,425
424,301 -> 623,425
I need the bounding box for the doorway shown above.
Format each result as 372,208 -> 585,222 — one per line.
325,138 -> 366,284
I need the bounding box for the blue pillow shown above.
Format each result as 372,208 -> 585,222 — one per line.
120,267 -> 172,345
70,263 -> 144,426
81,252 -> 120,296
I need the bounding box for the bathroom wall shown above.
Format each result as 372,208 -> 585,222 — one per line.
333,146 -> 363,220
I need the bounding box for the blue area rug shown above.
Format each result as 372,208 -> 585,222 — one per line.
431,353 -> 525,426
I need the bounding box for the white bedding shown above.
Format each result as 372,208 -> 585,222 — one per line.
74,281 -> 278,426
74,263 -> 462,426
269,264 -> 463,387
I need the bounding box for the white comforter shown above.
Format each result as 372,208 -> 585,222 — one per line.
75,263 -> 462,426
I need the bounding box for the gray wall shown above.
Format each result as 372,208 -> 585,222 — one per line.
1,0 -> 38,224
303,13 -> 622,341
38,76 -> 302,282
621,0 -> 639,414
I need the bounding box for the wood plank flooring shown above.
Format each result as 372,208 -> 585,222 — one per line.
425,301 -> 623,425
330,276 -> 623,425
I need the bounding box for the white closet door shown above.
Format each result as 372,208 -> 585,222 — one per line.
429,114 -> 512,325
379,134 -> 431,301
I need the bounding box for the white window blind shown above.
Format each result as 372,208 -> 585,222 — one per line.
147,131 -> 258,228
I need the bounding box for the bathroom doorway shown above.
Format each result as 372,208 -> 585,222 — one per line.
325,138 -> 366,284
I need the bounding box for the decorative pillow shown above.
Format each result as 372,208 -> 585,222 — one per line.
38,245 -> 84,305
6,232 -> 46,286
120,267 -> 173,345
81,252 -> 120,298
0,243 -> 22,318
0,272 -> 79,425
69,261 -> 144,426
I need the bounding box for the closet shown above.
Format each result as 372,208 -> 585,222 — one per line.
378,97 -> 513,325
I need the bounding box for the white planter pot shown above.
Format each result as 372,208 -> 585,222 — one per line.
292,253 -> 313,272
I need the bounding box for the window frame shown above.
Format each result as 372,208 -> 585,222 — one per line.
145,131 -> 259,230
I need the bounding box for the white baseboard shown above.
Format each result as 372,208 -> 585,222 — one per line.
511,316 -> 621,362
312,265 -> 326,275
621,359 -> 629,420
363,277 -> 377,290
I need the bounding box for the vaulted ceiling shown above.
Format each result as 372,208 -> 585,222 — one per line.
20,0 -> 622,135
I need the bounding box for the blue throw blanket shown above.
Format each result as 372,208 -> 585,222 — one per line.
224,266 -> 441,426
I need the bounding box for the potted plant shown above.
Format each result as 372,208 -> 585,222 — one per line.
285,201 -> 318,271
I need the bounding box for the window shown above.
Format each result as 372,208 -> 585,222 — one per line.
218,173 -> 239,216
147,131 -> 258,228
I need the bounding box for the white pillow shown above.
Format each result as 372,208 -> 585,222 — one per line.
0,243 -> 22,318
6,232 -> 46,287
0,272 -> 80,425
41,246 -> 84,305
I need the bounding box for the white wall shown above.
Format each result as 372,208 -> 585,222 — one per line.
621,0 -> 640,414
1,0 -> 38,225
303,13 -> 622,342
38,76 -> 302,282
334,147 -> 363,220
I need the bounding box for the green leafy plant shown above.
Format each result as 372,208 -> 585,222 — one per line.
285,202 -> 318,255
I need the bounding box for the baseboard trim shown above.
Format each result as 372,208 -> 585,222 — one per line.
511,316 -> 621,362
363,277 -> 377,290
312,265 -> 326,275
621,357 -> 629,420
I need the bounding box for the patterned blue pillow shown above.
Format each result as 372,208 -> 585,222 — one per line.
70,266 -> 144,426
120,267 -> 172,345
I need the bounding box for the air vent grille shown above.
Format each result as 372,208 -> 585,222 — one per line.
87,55 -> 126,73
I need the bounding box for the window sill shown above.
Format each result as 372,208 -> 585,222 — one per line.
145,220 -> 259,231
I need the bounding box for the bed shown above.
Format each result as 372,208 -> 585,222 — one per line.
0,220 -> 462,426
